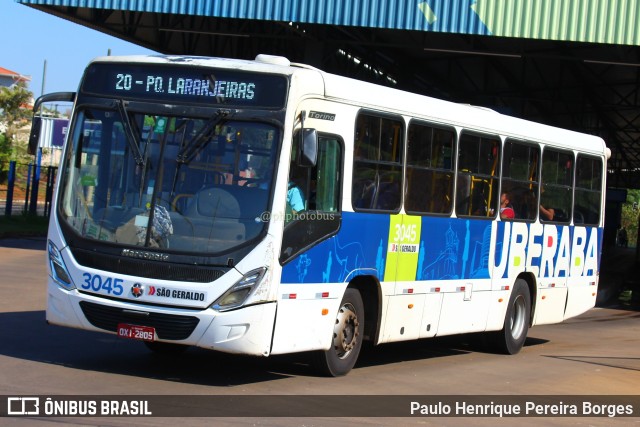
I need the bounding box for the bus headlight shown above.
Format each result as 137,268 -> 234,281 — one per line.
212,268 -> 268,311
48,240 -> 75,290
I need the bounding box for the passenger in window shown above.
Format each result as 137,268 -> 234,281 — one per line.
500,191 -> 515,220
539,184 -> 555,221
287,180 -> 305,216
539,187 -> 555,220
540,204 -> 554,220
247,160 -> 271,190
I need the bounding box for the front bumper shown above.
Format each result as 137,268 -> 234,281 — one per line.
46,279 -> 276,356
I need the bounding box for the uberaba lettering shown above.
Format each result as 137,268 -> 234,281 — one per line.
492,223 -> 600,279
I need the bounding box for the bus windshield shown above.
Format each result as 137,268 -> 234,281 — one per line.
59,105 -> 279,254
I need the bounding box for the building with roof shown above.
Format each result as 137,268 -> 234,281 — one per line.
0,66 -> 31,89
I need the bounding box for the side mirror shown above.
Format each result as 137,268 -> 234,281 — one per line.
28,92 -> 76,155
298,128 -> 318,168
28,117 -> 42,155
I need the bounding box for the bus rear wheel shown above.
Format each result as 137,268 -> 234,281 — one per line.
312,288 -> 364,377
492,278 -> 531,355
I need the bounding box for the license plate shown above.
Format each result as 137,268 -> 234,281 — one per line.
117,323 -> 156,342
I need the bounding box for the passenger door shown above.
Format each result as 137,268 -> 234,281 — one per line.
280,134 -> 343,264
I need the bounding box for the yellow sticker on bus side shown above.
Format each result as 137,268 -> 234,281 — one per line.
384,215 -> 422,282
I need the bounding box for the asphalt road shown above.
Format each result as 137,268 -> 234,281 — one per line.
0,237 -> 639,426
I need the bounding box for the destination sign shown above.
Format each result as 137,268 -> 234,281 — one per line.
81,62 -> 288,108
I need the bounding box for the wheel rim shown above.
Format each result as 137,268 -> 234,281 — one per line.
332,302 -> 359,359
510,294 -> 526,340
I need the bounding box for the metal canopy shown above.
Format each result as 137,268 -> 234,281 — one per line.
19,1 -> 640,188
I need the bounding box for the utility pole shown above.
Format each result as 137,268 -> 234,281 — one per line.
41,59 -> 47,98
30,59 -> 47,215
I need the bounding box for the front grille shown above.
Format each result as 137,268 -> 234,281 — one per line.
80,301 -> 200,340
72,249 -> 225,283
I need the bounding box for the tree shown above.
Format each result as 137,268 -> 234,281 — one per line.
0,81 -> 33,135
620,189 -> 640,247
0,81 -> 34,179
0,133 -> 8,166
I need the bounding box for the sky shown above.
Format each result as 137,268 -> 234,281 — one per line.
2,1 -> 156,99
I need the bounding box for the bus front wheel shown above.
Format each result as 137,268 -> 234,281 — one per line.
493,278 -> 531,355
312,288 -> 364,377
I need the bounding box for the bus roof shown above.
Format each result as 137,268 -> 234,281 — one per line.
89,54 -> 608,157
89,54 -> 302,76
316,70 -> 607,156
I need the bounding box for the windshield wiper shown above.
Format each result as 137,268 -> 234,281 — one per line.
117,99 -> 145,166
176,109 -> 234,165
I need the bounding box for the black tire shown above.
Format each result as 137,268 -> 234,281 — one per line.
144,341 -> 189,355
312,288 -> 364,377
492,278 -> 531,354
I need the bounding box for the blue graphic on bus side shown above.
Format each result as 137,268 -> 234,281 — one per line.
281,213 -> 389,284
416,218 -> 491,281
281,213 -> 602,284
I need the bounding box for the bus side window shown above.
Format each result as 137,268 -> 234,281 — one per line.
574,155 -> 602,225
540,148 -> 573,223
352,113 -> 403,212
455,132 -> 500,218
405,121 -> 455,215
286,135 -> 342,215
501,139 -> 540,221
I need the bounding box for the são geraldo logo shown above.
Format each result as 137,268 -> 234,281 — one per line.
492,223 -> 600,279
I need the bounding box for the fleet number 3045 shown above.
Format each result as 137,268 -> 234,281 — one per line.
81,273 -> 124,296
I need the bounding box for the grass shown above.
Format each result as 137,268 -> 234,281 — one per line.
0,214 -> 49,238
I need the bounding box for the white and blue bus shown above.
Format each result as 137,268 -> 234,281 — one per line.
32,54 -> 608,376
